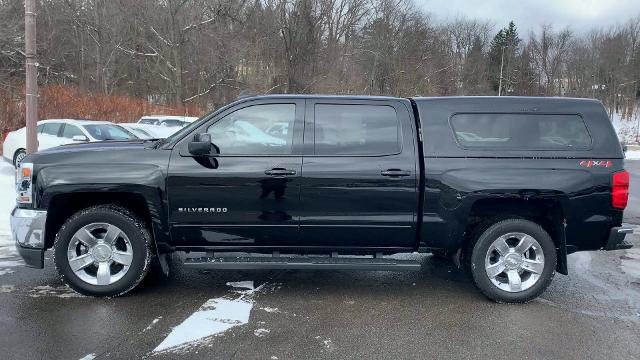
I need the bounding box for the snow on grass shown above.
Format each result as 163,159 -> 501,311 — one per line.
611,111 -> 640,145
0,161 -> 15,248
77,354 -> 96,360
153,281 -> 270,353
626,150 -> 640,160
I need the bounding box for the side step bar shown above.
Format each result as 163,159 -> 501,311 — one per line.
183,255 -> 421,271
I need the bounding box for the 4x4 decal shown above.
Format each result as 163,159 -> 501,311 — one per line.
579,160 -> 613,168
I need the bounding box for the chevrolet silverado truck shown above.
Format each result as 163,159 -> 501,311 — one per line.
10,95 -> 633,303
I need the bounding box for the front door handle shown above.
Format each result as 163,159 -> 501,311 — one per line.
265,168 -> 297,177
381,169 -> 411,177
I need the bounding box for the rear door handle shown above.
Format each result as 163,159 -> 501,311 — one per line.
265,168 -> 297,177
381,169 -> 411,177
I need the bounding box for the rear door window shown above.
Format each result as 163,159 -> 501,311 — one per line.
41,123 -> 62,137
450,113 -> 592,150
314,104 -> 400,155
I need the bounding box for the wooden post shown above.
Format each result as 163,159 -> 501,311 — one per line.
25,0 -> 38,154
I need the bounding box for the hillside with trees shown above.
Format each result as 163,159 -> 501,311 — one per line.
0,0 -> 639,136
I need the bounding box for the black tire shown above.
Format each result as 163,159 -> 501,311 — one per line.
13,148 -> 26,168
54,205 -> 152,297
467,218 -> 557,303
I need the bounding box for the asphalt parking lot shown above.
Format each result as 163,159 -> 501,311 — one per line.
1,165 -> 639,359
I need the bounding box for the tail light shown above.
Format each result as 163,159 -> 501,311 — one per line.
1,132 -> 7,142
612,170 -> 629,209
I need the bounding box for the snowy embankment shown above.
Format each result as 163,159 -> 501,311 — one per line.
0,161 -> 15,247
611,111 -> 640,161
626,151 -> 640,160
611,111 -> 639,145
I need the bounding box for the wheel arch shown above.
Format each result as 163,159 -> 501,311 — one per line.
43,190 -> 170,274
461,196 -> 569,275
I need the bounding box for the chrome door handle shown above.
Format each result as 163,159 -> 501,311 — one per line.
265,168 -> 297,176
381,169 -> 411,177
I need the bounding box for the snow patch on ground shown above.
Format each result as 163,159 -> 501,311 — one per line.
259,306 -> 280,313
78,354 -> 96,360
254,328 -> 270,337
0,161 -> 15,248
0,259 -> 23,267
153,281 -> 272,353
226,281 -> 255,291
143,316 -> 162,332
0,268 -> 15,276
315,336 -> 336,351
153,298 -> 253,352
0,284 -> 15,293
0,245 -> 17,258
28,285 -> 83,298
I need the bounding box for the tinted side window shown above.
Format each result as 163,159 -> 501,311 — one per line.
36,124 -> 44,133
41,123 -> 62,136
314,104 -> 399,155
207,104 -> 296,155
62,125 -> 84,139
450,113 -> 592,150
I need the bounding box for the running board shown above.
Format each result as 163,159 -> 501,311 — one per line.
183,255 -> 421,271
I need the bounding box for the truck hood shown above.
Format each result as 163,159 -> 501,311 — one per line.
24,139 -> 169,168
38,139 -> 154,154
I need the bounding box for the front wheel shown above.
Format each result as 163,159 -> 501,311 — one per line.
54,205 -> 152,297
467,219 -> 557,303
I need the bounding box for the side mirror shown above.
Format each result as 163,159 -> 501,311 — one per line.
72,135 -> 89,142
188,133 -> 212,156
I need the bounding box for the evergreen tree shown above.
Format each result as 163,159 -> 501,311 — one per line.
462,36 -> 490,95
488,21 -> 521,94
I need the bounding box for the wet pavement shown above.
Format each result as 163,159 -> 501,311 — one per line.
1,170 -> 640,359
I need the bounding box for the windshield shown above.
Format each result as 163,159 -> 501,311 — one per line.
160,119 -> 187,127
139,118 -> 159,125
83,124 -> 138,140
127,127 -> 153,139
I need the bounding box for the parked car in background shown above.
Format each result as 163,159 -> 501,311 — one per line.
119,123 -> 177,139
137,115 -> 198,128
2,119 -> 138,167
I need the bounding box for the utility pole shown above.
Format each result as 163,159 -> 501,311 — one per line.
25,0 -> 38,154
498,45 -> 505,96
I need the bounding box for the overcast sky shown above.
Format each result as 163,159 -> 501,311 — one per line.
417,0 -> 640,35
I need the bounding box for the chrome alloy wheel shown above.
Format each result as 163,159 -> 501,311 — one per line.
67,223 -> 133,286
484,232 -> 545,292
14,151 -> 26,167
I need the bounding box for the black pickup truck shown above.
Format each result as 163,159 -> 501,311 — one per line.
10,95 -> 633,303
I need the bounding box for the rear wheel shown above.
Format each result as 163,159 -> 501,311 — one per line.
54,205 -> 152,297
13,149 -> 26,168
467,218 -> 557,303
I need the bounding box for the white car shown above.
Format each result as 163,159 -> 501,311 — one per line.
137,115 -> 198,128
119,123 -> 178,139
2,119 -> 138,167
